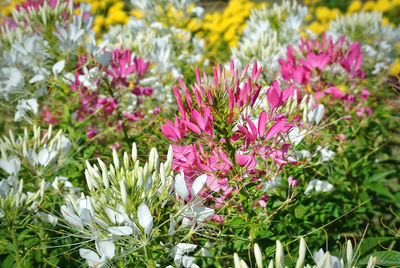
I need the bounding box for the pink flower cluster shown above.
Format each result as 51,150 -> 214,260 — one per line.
70,48 -> 153,145
162,61 -> 301,209
279,34 -> 373,117
280,35 -> 363,99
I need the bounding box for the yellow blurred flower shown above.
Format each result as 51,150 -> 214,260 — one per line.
374,0 -> 392,13
347,1 -> 362,13
363,1 -> 376,11
390,58 -> 400,74
316,6 -> 331,22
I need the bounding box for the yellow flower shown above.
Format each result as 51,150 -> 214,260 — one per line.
329,8 -> 341,20
337,85 -> 348,93
363,1 -> 376,11
375,0 -> 392,13
390,58 -> 400,74
381,17 -> 389,27
316,6 -> 331,22
308,21 -> 328,35
347,1 -> 362,13
130,9 -> 143,18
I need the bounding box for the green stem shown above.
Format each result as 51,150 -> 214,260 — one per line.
10,225 -> 22,268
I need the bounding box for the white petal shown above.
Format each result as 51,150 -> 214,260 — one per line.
175,171 -> 188,200
79,248 -> 102,267
96,239 -> 115,259
137,203 -> 153,235
191,174 -> 207,198
52,60 -> 65,77
38,148 -> 49,166
61,205 -> 83,229
108,226 -> 133,236
191,206 -> 214,222
0,159 -> 12,175
27,149 -> 38,166
182,256 -> 196,268
29,74 -> 45,84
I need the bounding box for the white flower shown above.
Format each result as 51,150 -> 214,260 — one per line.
0,157 -> 21,176
38,148 -> 57,167
261,176 -> 281,192
175,171 -> 189,200
169,243 -> 198,267
313,249 -> 343,268
304,179 -> 334,195
14,98 -> 39,121
137,202 -> 153,235
288,127 -> 307,146
317,146 -> 335,162
79,239 -> 115,268
307,104 -> 325,124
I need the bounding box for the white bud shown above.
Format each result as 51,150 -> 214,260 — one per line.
233,253 -> 241,268
102,169 -> 109,189
149,148 -> 155,172
167,145 -> 173,166
120,179 -> 127,204
160,163 -> 166,185
346,240 -> 353,265
254,243 -> 263,268
9,130 -> 16,147
18,179 -> 24,196
137,168 -> 144,188
296,237 -> 306,268
109,164 -> 116,177
275,240 -> 284,268
366,256 -> 378,268
268,260 -> 273,268
240,260 -> 249,268
143,163 -> 149,180
123,152 -> 129,169
132,143 -> 137,163
97,158 -> 106,172
112,149 -> 119,169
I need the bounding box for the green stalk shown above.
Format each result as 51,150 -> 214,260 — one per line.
10,225 -> 22,268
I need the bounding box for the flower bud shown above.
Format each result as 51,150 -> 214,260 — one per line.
254,243 -> 263,268
97,157 -> 106,172
275,240 -> 284,268
233,253 -> 241,268
120,179 -> 127,204
102,169 -> 109,189
123,151 -> 129,169
113,149 -> 119,169
132,143 -> 137,163
346,239 -> 353,264
296,237 -> 306,268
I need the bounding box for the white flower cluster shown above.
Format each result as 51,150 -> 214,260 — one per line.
327,11 -> 400,74
0,125 -> 72,223
102,0 -> 206,102
234,238 -> 378,268
55,144 -> 213,267
231,0 -> 308,82
0,1 -> 94,121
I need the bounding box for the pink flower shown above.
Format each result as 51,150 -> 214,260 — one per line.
359,88 -> 370,100
86,128 -> 98,139
109,142 -> 121,151
266,81 -> 283,112
288,176 -> 299,188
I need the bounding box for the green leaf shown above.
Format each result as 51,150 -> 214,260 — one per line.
357,237 -> 394,256
357,251 -> 400,266
364,184 -> 395,200
365,170 -> 395,184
